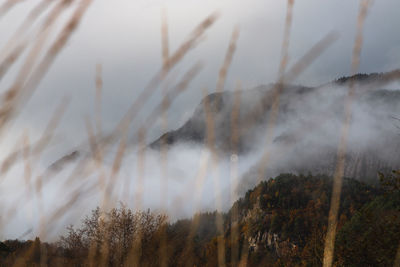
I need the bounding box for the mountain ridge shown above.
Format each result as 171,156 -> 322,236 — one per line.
150,70 -> 400,184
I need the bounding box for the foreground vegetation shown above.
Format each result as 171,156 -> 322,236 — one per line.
1,172 -> 399,266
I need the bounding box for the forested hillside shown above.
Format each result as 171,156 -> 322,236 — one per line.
1,173 -> 398,266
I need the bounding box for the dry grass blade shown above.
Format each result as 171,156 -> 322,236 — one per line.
255,0 -> 295,186
21,0 -> 90,94
110,12 -> 218,146
42,12 -> 218,176
0,42 -> 26,81
202,86 -> 227,267
237,31 -> 339,155
1,0 -> 91,133
167,140 -> 213,226
0,0 -> 52,63
230,81 -> 242,265
323,1 -> 371,267
7,0 -> 74,86
89,63 -> 202,221
124,128 -> 147,267
92,64 -> 107,194
161,7 -> 169,74
160,8 -> 170,266
181,25 -> 240,265
278,0 -> 294,77
284,32 -> 339,82
134,128 -> 146,210
212,26 -> 240,267
32,96 -> 70,156
0,133 -> 23,177
394,245 -> 400,267
95,63 -> 103,136
166,12 -> 219,71
43,184 -> 95,237
22,130 -> 32,199
104,134 -> 127,207
0,0 -> 67,82
180,87 -> 216,265
118,63 -> 203,210
92,63 -> 202,204
84,117 -> 107,205
216,26 -> 240,93
0,0 -> 76,135
0,0 -> 25,19
0,97 -> 68,177
159,7 -> 170,205
374,69 -> 400,86
140,63 -> 202,133
84,116 -> 102,165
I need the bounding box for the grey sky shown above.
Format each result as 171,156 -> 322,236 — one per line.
1,0 -> 399,148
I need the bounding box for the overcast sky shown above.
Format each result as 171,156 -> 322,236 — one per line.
1,0 -> 400,150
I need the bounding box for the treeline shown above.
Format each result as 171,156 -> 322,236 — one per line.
1,172 -> 399,266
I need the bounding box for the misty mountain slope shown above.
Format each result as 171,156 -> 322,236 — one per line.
150,84 -> 316,153
150,72 -> 400,184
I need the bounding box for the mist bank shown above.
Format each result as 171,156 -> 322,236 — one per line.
2,71 -> 400,240
150,71 -> 400,193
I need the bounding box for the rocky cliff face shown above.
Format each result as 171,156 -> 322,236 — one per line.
150,72 -> 400,183
224,173 -> 386,265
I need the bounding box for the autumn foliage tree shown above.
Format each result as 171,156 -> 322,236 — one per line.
59,205 -> 167,266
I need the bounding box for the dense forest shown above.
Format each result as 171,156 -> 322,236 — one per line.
1,172 -> 399,266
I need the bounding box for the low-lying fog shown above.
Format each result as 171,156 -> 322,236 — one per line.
1,79 -> 400,240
